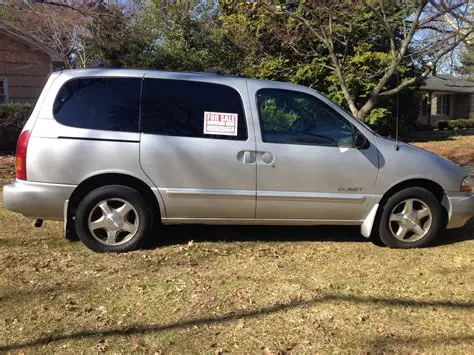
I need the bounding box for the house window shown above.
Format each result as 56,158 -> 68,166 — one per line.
436,94 -> 450,116
0,78 -> 8,104
422,96 -> 428,116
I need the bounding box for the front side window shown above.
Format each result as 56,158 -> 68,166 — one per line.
141,79 -> 248,140
257,89 -> 354,147
53,77 -> 141,132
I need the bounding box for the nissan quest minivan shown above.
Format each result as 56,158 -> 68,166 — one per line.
3,69 -> 473,252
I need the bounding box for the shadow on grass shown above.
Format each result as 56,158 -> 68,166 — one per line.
145,225 -> 369,249
1,293 -> 473,352
144,220 -> 474,249
434,219 -> 474,247
370,334 -> 474,352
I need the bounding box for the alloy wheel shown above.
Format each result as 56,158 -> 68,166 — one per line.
87,198 -> 139,246
388,198 -> 432,242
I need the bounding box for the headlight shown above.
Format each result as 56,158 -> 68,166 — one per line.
461,176 -> 473,192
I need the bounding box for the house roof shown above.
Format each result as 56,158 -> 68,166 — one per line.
420,74 -> 474,94
0,22 -> 63,63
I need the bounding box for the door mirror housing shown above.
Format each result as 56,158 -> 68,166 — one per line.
353,130 -> 368,149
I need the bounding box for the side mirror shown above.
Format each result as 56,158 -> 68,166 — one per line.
354,131 -> 368,149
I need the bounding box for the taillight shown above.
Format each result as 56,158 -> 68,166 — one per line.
16,130 -> 31,180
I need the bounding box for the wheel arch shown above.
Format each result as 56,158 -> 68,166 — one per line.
361,178 -> 448,238
68,173 -> 163,220
379,178 -> 445,207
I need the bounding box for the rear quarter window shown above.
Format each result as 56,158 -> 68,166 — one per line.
53,77 -> 141,132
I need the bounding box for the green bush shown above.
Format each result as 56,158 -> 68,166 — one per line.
437,118 -> 474,130
0,103 -> 33,151
447,118 -> 474,130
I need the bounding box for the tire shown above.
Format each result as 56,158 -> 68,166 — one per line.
376,187 -> 443,248
75,185 -> 153,253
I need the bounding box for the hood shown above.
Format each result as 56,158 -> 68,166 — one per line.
374,135 -> 468,193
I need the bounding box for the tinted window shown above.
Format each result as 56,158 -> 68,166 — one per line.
257,89 -> 354,147
141,79 -> 247,140
53,78 -> 141,132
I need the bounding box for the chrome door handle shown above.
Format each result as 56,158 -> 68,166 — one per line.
243,151 -> 252,163
238,151 -> 255,164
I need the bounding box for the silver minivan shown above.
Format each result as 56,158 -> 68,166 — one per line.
3,69 -> 473,252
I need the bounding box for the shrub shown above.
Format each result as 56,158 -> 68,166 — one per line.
437,120 -> 449,130
437,118 -> 474,130
0,103 -> 33,151
447,118 -> 474,130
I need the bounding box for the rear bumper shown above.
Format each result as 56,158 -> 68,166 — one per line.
3,180 -> 76,221
447,194 -> 474,229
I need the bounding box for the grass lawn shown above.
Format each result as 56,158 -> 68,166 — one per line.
412,134 -> 474,168
0,137 -> 473,353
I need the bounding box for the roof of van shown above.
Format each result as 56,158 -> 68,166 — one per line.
58,68 -> 311,92
59,68 -> 247,79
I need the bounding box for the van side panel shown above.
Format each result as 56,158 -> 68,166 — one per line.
26,71 -> 157,190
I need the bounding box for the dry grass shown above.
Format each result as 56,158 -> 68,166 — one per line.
0,137 -> 473,353
412,135 -> 474,167
0,155 -> 15,188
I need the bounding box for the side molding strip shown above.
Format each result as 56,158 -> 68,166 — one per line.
165,189 -> 367,203
165,188 -> 255,199
258,191 -> 366,203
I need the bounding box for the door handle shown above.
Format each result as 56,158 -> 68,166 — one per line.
243,151 -> 252,163
238,151 -> 255,164
238,151 -> 274,164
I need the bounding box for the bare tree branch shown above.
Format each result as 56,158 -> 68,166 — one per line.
379,28 -> 473,96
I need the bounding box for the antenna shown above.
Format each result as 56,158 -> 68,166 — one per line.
395,72 -> 400,151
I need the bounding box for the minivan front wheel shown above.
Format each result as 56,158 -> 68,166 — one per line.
377,187 -> 443,248
75,185 -> 152,252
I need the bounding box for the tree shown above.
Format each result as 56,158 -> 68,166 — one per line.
0,0 -> 146,68
135,0 -> 244,72
79,4 -> 151,68
458,44 -> 474,80
219,0 -> 473,121
0,0 -> 86,67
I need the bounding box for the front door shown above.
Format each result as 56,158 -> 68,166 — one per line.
251,86 -> 379,222
139,75 -> 256,220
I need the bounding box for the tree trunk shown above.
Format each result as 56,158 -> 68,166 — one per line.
355,96 -> 378,121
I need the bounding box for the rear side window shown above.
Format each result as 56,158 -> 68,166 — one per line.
141,79 -> 247,140
53,77 -> 141,132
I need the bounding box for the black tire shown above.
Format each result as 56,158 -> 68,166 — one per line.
376,187 -> 443,248
75,185 -> 153,253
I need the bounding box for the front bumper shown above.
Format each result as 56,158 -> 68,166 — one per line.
3,180 -> 76,221
446,193 -> 474,229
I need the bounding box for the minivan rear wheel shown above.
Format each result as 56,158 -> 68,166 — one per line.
75,185 -> 152,252
377,187 -> 443,248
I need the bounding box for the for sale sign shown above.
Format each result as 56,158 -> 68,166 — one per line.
203,111 -> 238,136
